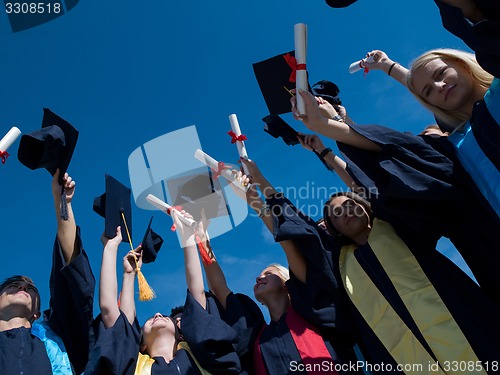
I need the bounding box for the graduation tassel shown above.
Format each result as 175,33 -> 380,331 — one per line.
195,233 -> 213,265
121,212 -> 156,301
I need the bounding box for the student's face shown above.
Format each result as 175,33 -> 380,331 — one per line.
327,196 -> 369,238
412,58 -> 474,112
0,280 -> 40,321
253,266 -> 286,301
142,313 -> 176,344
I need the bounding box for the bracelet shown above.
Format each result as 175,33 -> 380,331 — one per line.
387,62 -> 398,77
319,147 -> 332,159
332,114 -> 344,122
258,204 -> 270,218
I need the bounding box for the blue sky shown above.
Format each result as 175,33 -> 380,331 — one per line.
1,1 -> 475,322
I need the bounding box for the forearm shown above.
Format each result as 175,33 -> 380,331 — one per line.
202,259 -> 231,310
55,200 -> 78,264
99,246 -> 120,328
310,117 -> 380,152
184,243 -> 207,309
438,0 -> 486,22
322,152 -> 361,192
120,273 -> 136,325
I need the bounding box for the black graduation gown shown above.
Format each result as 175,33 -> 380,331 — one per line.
267,194 -> 500,373
85,291 -> 240,375
0,227 -> 95,375
220,267 -> 361,375
337,124 -> 500,304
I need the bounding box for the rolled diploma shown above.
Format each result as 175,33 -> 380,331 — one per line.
146,194 -> 197,228
228,114 -> 249,174
294,23 -> 307,116
194,149 -> 249,192
349,55 -> 375,74
0,127 -> 21,151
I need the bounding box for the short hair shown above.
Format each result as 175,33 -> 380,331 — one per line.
406,48 -> 493,130
265,263 -> 290,282
322,192 -> 374,244
0,275 -> 41,315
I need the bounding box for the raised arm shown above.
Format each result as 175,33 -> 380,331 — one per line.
363,50 -> 409,87
240,158 -> 307,284
99,227 -> 123,328
438,0 -> 485,22
293,91 -> 381,152
297,133 -> 362,193
120,248 -> 142,325
172,210 -> 207,309
52,169 -> 78,264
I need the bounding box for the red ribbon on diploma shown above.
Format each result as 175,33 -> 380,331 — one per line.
283,53 -> 306,83
227,131 -> 247,144
0,151 -> 9,164
211,161 -> 226,180
167,205 -> 184,231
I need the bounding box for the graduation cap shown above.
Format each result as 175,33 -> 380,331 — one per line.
5,0 -> 80,33
167,173 -> 228,223
262,115 -> 300,146
311,80 -> 342,106
253,51 -> 308,116
141,217 -> 164,264
325,0 -> 358,8
93,174 -> 133,243
18,108 -> 79,180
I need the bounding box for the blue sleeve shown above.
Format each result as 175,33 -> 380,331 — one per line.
45,226 -> 95,374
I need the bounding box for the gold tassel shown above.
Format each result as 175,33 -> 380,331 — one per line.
121,212 -> 155,301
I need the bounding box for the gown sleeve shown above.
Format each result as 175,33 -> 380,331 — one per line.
44,226 -> 96,374
180,291 -> 241,374
435,0 -> 500,77
84,312 -> 141,375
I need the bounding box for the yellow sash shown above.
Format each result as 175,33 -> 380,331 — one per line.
134,343 -> 212,375
339,219 -> 485,375
134,353 -> 155,375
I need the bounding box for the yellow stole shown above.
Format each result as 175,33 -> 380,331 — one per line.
339,219 -> 485,375
134,342 -> 212,375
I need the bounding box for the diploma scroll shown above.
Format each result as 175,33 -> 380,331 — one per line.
349,55 -> 376,74
0,127 -> 21,152
228,114 -> 249,175
294,23 -> 308,116
194,149 -> 250,192
146,194 -> 197,229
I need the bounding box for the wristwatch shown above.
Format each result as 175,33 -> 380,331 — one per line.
332,115 -> 344,122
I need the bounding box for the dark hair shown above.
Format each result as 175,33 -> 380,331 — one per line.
0,275 -> 40,314
322,192 -> 374,244
170,305 -> 184,318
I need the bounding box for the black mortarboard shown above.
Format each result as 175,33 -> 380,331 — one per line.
253,51 -> 301,116
93,174 -> 133,243
167,173 -> 228,223
141,217 -> 163,264
325,0 -> 358,8
311,80 -> 342,106
262,115 -> 300,146
18,108 -> 79,181
5,0 -> 80,33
